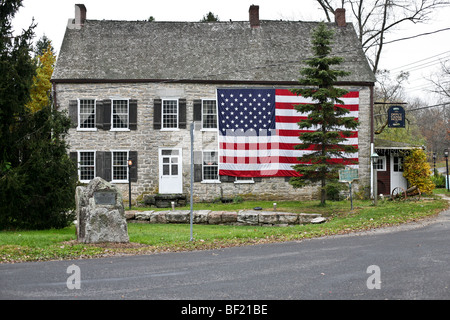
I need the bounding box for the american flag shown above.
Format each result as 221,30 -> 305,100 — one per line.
217,88 -> 359,177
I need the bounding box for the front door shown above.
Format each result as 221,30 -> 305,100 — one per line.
159,148 -> 183,194
390,155 -> 407,193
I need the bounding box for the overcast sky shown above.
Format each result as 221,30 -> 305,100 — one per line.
11,0 -> 450,105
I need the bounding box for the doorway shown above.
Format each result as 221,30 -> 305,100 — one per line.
159,148 -> 183,194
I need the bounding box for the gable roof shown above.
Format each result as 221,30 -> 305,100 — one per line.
52,17 -> 376,84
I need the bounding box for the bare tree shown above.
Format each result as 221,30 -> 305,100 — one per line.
373,69 -> 409,133
429,60 -> 450,99
316,0 -> 450,74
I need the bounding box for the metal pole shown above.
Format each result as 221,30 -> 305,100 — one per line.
128,164 -> 132,209
373,167 -> 378,206
190,122 -> 194,241
349,182 -> 353,211
446,156 -> 449,191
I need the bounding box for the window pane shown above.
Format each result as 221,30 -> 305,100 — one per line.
79,99 -> 95,128
203,151 -> 218,180
203,166 -> 218,180
162,100 -> 178,129
112,100 -> 128,129
202,100 -> 217,129
113,100 -> 128,114
79,151 -> 94,181
163,164 -> 170,175
162,149 -> 179,156
113,151 -> 128,180
171,164 -> 178,175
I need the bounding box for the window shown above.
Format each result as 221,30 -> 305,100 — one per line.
112,151 -> 129,182
203,151 -> 218,181
78,99 -> 96,129
372,156 -> 386,171
202,99 -> 217,129
162,99 -> 178,129
78,151 -> 95,182
393,156 -> 404,172
112,99 -> 129,129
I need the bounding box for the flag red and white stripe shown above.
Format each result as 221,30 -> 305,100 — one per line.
218,88 -> 359,177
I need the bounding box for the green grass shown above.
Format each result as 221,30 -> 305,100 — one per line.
1,195 -> 448,263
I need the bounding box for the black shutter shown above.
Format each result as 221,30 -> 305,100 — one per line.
129,99 -> 138,130
153,99 -> 162,129
95,100 -> 104,129
103,99 -> 111,130
129,151 -> 138,182
193,151 -> 202,182
179,98 -> 187,129
69,152 -> 78,170
69,152 -> 79,180
69,100 -> 78,128
193,99 -> 202,122
96,151 -> 112,181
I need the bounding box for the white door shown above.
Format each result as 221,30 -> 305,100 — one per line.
159,148 -> 183,194
390,155 -> 407,193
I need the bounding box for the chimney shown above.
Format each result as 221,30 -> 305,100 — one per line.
249,5 -> 260,28
75,4 -> 87,27
334,8 -> 346,27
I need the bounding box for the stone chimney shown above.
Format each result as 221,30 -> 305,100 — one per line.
68,4 -> 86,29
335,8 -> 346,27
249,5 -> 260,28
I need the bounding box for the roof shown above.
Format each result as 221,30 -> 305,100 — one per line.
52,19 -> 376,84
374,138 -> 423,150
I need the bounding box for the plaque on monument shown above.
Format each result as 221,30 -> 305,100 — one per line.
75,177 -> 129,243
94,191 -> 116,205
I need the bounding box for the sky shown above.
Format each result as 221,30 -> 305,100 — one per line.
11,0 -> 450,105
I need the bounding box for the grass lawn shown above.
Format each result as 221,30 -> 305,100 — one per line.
1,192 -> 449,263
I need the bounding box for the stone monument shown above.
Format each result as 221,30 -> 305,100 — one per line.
75,177 -> 129,243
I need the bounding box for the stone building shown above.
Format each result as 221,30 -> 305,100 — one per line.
51,4 -> 376,205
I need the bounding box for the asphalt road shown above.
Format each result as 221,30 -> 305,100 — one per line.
1,204 -> 449,304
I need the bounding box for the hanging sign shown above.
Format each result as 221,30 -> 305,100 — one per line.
388,105 -> 405,128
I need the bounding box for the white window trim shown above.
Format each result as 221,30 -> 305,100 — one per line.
373,155 -> 387,172
161,98 -> 179,131
201,98 -> 218,131
77,99 -> 97,131
234,177 -> 255,184
111,150 -> 129,183
110,98 -> 130,131
202,150 -> 220,182
77,150 -> 96,183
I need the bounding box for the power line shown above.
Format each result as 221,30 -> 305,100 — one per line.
384,27 -> 450,45
374,102 -> 450,117
390,50 -> 450,72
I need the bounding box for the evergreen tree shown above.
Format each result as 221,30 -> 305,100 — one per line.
0,0 -> 36,173
200,12 -> 219,22
0,1 -> 78,229
289,22 -> 359,205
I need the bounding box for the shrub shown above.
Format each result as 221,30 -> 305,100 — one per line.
403,149 -> 435,194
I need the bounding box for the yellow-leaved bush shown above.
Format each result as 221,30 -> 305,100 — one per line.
26,44 -> 56,113
403,148 -> 435,194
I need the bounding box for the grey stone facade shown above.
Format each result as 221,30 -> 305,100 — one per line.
55,82 -> 372,204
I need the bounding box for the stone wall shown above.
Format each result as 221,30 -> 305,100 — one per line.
55,82 -> 372,204
126,210 -> 325,227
